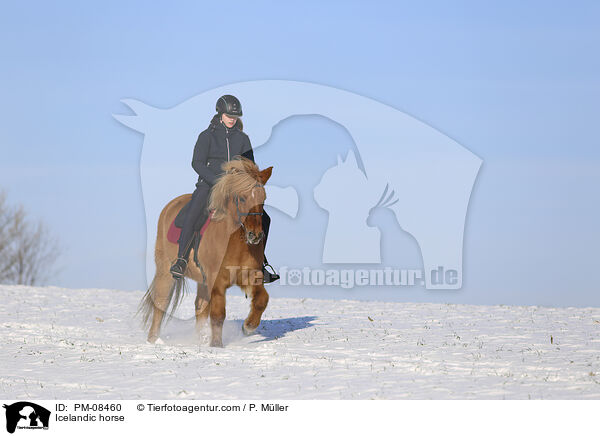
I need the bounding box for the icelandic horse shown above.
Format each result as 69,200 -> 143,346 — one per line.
139,157 -> 273,347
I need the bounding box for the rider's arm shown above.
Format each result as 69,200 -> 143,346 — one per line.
240,134 -> 255,162
191,131 -> 219,185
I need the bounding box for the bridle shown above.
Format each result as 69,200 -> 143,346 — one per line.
234,183 -> 264,244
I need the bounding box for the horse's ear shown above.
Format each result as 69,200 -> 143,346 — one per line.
259,166 -> 273,184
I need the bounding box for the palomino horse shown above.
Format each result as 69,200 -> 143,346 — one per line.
139,157 -> 273,347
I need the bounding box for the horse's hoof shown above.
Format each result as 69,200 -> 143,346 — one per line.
147,337 -> 164,345
242,323 -> 257,336
210,339 -> 223,348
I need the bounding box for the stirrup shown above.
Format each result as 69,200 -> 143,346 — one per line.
262,262 -> 280,284
170,257 -> 188,280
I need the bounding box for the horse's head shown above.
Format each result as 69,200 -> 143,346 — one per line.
209,157 -> 273,245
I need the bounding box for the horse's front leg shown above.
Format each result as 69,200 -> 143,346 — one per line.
242,284 -> 269,336
209,284 -> 226,347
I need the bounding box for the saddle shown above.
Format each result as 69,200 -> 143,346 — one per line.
166,201 -> 212,245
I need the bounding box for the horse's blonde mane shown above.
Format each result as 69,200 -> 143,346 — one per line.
208,157 -> 263,221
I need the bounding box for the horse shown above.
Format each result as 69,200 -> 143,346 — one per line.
138,157 -> 273,347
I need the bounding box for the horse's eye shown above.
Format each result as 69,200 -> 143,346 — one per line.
239,197 -> 246,203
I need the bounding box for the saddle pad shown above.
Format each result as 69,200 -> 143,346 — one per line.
167,209 -> 212,244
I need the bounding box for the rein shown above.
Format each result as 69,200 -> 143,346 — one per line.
234,183 -> 264,244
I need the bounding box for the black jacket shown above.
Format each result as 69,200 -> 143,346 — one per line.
191,115 -> 255,187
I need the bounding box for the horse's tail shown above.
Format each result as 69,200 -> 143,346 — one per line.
137,278 -> 158,329
136,276 -> 188,329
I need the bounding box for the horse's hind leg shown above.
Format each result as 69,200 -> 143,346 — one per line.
242,284 -> 269,336
147,272 -> 174,343
195,282 -> 210,336
209,284 -> 227,347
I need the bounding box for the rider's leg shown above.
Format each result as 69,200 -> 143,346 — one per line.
261,210 -> 279,283
262,210 -> 270,246
171,185 -> 210,279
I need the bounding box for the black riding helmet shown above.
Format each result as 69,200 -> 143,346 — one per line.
216,95 -> 242,117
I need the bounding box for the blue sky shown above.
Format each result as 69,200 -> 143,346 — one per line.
0,1 -> 598,306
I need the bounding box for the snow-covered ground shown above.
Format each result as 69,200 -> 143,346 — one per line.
1,284 -> 599,399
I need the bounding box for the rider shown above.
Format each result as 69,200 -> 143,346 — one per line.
169,95 -> 279,283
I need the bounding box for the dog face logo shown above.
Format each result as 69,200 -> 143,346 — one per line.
114,80 -> 481,289
3,402 -> 50,433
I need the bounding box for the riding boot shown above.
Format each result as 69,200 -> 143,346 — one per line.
262,256 -> 280,284
170,235 -> 195,280
170,257 -> 188,280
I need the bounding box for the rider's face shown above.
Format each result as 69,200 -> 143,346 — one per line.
221,113 -> 238,128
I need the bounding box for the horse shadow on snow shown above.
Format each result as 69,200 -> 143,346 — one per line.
155,315 -> 319,346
